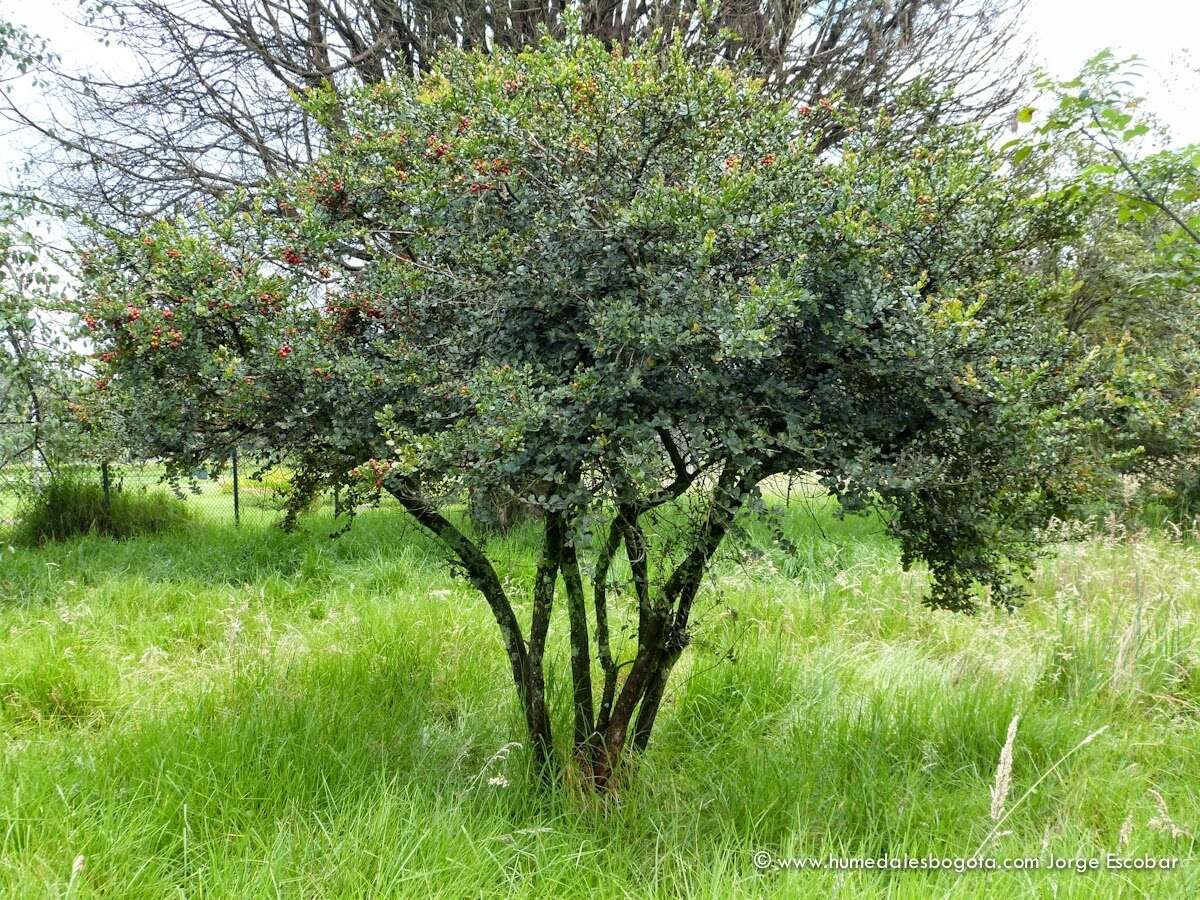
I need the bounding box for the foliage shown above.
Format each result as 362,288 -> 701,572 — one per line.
1,20 -> 123,493
1016,51 -> 1200,316
0,201 -> 66,482
1010,51 -> 1200,517
0,17 -> 49,77
9,470 -> 189,546
2,1 -> 1028,227
78,33 -> 1103,783
0,197 -> 135,498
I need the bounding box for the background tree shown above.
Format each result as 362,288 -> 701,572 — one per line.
0,21 -> 75,493
0,199 -> 126,494
79,33 -> 1100,785
0,204 -> 57,482
1011,52 -> 1200,517
1,0 -> 1029,227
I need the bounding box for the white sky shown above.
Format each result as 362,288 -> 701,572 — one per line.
1024,0 -> 1200,142
0,0 -> 1198,182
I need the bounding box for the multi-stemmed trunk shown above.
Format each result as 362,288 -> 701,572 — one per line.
388,460 -> 758,788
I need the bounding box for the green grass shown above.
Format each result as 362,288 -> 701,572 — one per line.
0,495 -> 1197,898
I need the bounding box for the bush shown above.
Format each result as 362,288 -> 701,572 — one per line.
77,33 -> 1103,785
9,474 -> 189,546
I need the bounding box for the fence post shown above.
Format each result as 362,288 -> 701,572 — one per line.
231,446 -> 240,527
100,461 -> 112,508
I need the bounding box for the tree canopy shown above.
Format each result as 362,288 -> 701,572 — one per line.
1008,51 -> 1200,516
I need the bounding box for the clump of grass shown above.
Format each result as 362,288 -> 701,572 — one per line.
0,650 -> 112,727
9,474 -> 189,546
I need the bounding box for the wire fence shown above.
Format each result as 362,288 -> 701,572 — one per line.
0,421 -> 37,529
0,423 -> 345,530
2,418 -> 830,535
87,453 -> 279,528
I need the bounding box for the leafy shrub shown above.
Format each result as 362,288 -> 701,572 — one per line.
9,473 -> 189,546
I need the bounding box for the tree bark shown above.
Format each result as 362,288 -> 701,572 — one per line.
591,515 -> 624,735
527,513 -> 563,774
632,465 -> 757,750
593,462 -> 757,783
386,477 -> 552,772
389,460 -> 758,788
559,527 -> 596,758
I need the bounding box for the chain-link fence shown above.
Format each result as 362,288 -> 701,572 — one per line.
1,421 -> 37,529
88,453 -> 282,527
0,424 -> 811,533
1,422 -> 342,530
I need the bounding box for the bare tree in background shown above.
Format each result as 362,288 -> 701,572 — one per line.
2,1 -> 1028,227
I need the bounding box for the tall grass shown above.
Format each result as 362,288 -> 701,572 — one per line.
0,497 -> 1196,897
7,474 -> 189,546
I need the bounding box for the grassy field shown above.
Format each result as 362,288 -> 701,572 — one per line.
0,494 -> 1197,898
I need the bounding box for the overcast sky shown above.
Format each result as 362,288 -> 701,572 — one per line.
1025,0 -> 1200,142
1,0 -> 1198,182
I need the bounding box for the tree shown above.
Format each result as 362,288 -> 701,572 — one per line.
0,199 -> 124,495
1020,51 -> 1200,272
79,33 -> 1095,785
1009,52 -> 1200,516
1,22 -> 73,493
0,205 -> 53,481
3,1 -> 1029,227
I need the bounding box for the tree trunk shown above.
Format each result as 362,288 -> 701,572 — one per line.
386,478 -> 551,771
592,464 -> 757,784
526,513 -> 561,776
559,530 -> 595,756
390,463 -> 757,790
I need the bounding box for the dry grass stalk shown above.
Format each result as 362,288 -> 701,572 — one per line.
990,714 -> 1020,822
